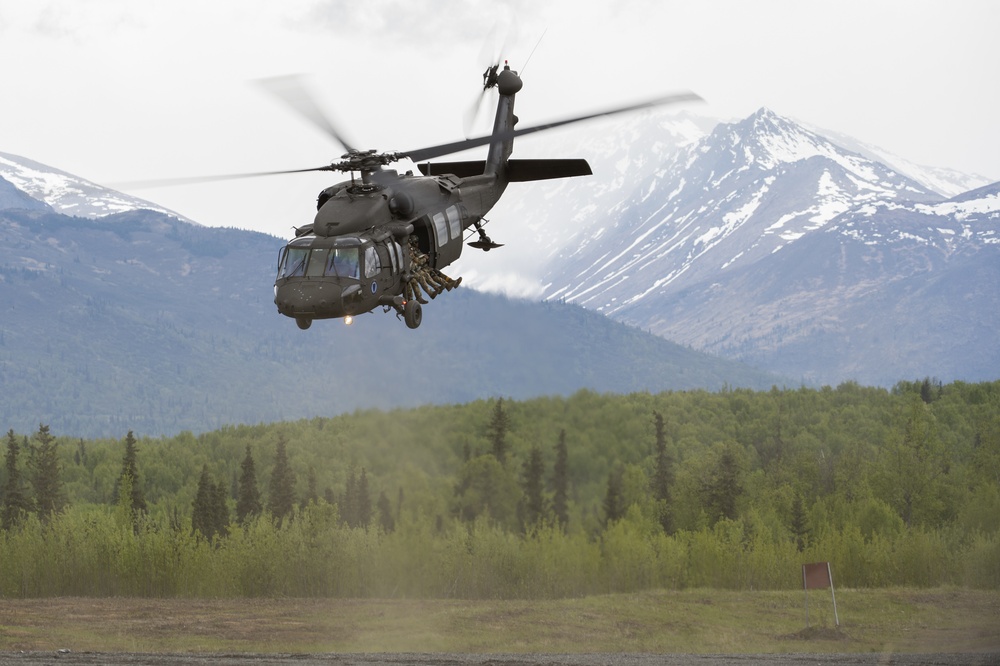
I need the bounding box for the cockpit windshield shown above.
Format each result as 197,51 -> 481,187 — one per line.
325,247 -> 360,279
278,245 -> 360,280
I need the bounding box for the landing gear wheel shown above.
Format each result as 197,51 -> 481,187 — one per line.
295,317 -> 312,330
404,300 -> 422,329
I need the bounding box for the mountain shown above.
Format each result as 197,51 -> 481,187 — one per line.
802,125 -> 994,198
0,151 -> 191,221
539,109 -> 1000,385
449,110 -> 718,298
0,195 -> 781,438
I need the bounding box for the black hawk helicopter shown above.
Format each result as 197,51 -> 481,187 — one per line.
169,63 -> 700,330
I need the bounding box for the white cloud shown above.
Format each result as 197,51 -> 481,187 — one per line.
0,0 -> 996,246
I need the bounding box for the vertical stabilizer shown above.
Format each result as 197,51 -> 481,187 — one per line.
484,63 -> 523,177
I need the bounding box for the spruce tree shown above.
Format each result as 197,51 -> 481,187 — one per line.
790,491 -> 808,551
341,467 -> 358,527
236,445 -> 262,524
519,444 -> 546,531
301,468 -> 319,509
2,429 -> 33,529
112,430 -> 147,517
551,430 -> 569,530
192,465 -> 217,540
267,436 -> 296,525
650,411 -> 674,534
212,477 -> 230,538
487,398 -> 510,465
702,445 -> 743,524
30,424 -> 65,520
602,466 -> 625,526
356,468 -> 372,528
376,490 -> 395,532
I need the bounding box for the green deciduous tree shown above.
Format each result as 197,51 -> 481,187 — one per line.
453,454 -> 520,528
873,395 -> 948,527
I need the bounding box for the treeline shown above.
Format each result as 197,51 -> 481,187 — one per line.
1,379 -> 998,598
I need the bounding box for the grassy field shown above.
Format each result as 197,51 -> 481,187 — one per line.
0,588 -> 997,655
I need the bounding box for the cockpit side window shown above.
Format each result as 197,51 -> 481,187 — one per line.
364,245 -> 380,279
280,247 -> 308,278
325,247 -> 360,279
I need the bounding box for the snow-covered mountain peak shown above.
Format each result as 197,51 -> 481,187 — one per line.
541,106 -> 958,314
0,151 -> 193,222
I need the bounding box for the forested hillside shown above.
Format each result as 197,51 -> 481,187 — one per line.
1,381 -> 998,598
0,208 -> 780,438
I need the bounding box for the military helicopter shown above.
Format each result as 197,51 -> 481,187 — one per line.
165,63 -> 700,330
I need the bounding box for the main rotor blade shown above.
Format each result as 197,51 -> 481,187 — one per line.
406,91 -> 703,164
255,75 -> 358,153
111,165 -> 335,190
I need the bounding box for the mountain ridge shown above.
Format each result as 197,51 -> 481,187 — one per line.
0,151 -> 193,222
538,109 -> 998,385
0,204 -> 782,438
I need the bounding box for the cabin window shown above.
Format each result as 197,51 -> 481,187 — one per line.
279,247 -> 309,278
388,240 -> 401,274
432,211 -> 449,243
446,206 -> 462,239
364,245 -> 381,279
325,247 -> 360,279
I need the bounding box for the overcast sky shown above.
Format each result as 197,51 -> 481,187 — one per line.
1,0 -> 997,240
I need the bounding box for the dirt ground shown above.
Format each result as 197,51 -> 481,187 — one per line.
0,595 -> 997,665
0,651 -> 997,665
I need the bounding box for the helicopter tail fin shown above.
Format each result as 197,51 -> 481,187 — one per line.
417,158 -> 591,181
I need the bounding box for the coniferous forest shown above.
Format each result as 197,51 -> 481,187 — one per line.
1,380 -> 998,598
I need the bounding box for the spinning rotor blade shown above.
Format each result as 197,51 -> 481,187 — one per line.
255,74 -> 358,153
407,90 -> 704,164
111,165 -> 336,190
464,21 -> 515,137
114,89 -> 702,190
463,90 -> 487,139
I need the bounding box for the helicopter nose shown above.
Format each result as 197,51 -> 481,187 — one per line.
275,280 -> 354,318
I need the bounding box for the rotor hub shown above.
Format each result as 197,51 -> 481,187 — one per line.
333,149 -> 405,173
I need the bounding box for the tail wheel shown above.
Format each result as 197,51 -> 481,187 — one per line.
404,300 -> 422,329
295,317 -> 312,330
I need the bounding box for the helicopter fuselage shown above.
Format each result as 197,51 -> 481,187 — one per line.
273,168 -> 504,329
273,62 -> 597,330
